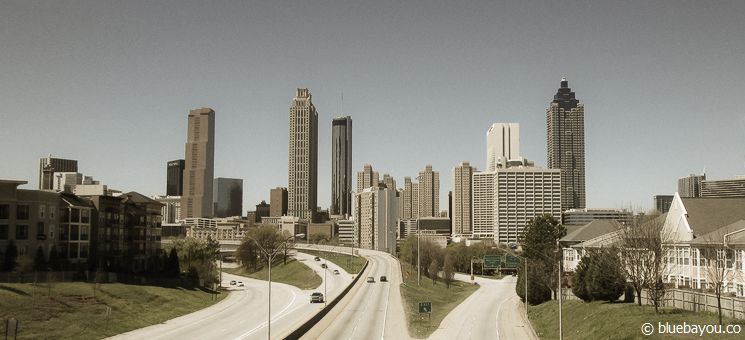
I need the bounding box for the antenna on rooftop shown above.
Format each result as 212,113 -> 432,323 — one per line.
341,91 -> 344,114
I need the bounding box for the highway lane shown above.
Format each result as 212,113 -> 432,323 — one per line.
107,251 -> 352,340
429,273 -> 537,340
310,247 -> 409,340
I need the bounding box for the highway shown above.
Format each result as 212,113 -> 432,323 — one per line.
429,273 -> 537,340
303,247 -> 409,340
107,251 -> 352,340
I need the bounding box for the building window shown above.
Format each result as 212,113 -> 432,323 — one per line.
0,204 -> 10,219
17,205 -> 30,220
70,243 -> 79,259
59,225 -> 68,241
81,209 -> 90,223
16,225 -> 29,240
0,225 -> 8,239
39,205 -> 46,219
80,244 -> 88,258
37,222 -> 44,239
71,208 -> 80,223
81,226 -> 89,241
50,206 -> 56,219
71,225 -> 79,241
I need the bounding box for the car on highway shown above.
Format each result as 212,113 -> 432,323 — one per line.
314,256 -> 321,261
310,292 -> 324,303
230,280 -> 236,285
333,269 -> 340,275
380,275 -> 387,282
321,263 -> 328,268
366,276 -> 375,283
238,281 -> 244,287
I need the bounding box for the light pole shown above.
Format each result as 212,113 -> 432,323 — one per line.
417,227 -> 421,286
247,233 -> 304,340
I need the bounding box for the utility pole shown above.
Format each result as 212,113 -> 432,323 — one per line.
525,258 -> 528,313
417,228 -> 421,286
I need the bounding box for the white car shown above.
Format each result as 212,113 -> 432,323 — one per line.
230,280 -> 237,285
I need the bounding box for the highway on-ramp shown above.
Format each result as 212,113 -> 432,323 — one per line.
107,251 -> 352,340
429,273 -> 537,340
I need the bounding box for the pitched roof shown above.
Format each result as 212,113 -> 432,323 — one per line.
691,219 -> 745,245
681,197 -> 745,237
561,219 -> 619,243
121,191 -> 163,206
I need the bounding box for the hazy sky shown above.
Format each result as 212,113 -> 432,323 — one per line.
2,0 -> 745,213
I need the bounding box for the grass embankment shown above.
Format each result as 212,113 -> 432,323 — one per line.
399,265 -> 479,338
223,258 -> 321,290
298,249 -> 366,274
530,300 -> 745,340
0,282 -> 224,340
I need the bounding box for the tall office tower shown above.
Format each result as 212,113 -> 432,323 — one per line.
486,123 -> 520,171
471,171 -> 495,239
678,173 -> 706,198
213,178 -> 243,217
166,159 -> 185,196
270,187 -> 289,216
452,161 -> 476,236
331,116 -> 353,216
288,88 -> 318,220
353,186 -> 399,255
382,174 -> 396,190
417,165 -> 440,217
402,177 -> 414,218
356,164 -> 379,193
181,108 -> 215,219
38,155 -> 78,190
547,77 -> 586,210
653,195 -> 674,213
701,176 -> 745,198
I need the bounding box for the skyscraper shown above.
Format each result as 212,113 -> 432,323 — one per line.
701,176 -> 745,198
213,177 -> 243,218
270,187 -> 288,217
354,186 -> 398,255
356,164 -> 379,193
486,123 -> 520,171
38,155 -> 78,190
181,108 -> 215,219
166,159 -> 185,196
288,88 -> 318,220
382,174 -> 397,190
678,173 -> 706,198
653,195 -> 674,213
331,116 -> 352,216
417,165 -> 440,218
452,161 -> 475,236
547,77 -> 586,210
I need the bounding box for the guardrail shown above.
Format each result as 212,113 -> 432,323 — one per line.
282,251 -> 369,340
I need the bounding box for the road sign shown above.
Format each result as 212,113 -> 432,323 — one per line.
505,255 -> 520,268
484,255 -> 501,269
419,301 -> 432,314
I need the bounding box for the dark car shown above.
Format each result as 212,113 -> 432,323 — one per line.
310,292 -> 324,303
380,275 -> 387,282
366,276 -> 375,283
321,263 -> 328,268
314,256 -> 321,261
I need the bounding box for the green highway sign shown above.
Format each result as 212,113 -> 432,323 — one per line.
419,301 -> 432,314
505,255 -> 521,268
484,255 -> 501,269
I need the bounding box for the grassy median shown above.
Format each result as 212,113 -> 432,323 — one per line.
399,264 -> 479,338
224,258 -> 321,290
298,249 -> 366,274
0,282 -> 224,340
530,300 -> 745,340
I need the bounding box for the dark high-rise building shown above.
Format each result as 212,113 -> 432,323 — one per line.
331,116 -> 352,216
678,173 -> 705,198
270,187 -> 288,217
547,77 -> 586,210
213,178 -> 243,218
288,89 -> 318,220
38,155 -> 78,190
166,159 -> 185,196
256,200 -> 270,222
181,108 -> 215,219
654,195 -> 674,213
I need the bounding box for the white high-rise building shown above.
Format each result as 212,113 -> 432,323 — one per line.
417,165 -> 439,218
354,186 -> 399,255
471,171 -> 496,238
452,162 -> 476,236
486,123 -> 520,172
356,164 -> 379,194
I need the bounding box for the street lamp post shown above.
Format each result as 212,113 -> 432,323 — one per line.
417,227 -> 421,286
247,233 -> 304,340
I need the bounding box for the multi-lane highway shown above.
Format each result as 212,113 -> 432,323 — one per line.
108,251 -> 352,340
429,273 -> 537,340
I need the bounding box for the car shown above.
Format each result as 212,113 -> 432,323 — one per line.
310,292 -> 324,303
314,256 -> 321,261
366,276 -> 375,283
333,269 -> 340,275
230,280 -> 236,285
380,275 -> 387,282
321,263 -> 328,269
238,281 -> 244,287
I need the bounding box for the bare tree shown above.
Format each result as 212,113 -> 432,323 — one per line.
618,212 -> 669,312
443,254 -> 454,289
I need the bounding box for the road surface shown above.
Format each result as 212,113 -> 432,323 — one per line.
303,246 -> 409,340
429,273 -> 537,340
108,251 -> 352,340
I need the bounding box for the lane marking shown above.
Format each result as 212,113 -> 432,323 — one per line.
234,285 -> 299,340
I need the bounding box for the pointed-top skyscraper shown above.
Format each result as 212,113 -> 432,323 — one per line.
547,77 -> 585,210
288,88 -> 318,220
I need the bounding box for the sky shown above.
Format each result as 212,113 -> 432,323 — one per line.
1,0 -> 745,214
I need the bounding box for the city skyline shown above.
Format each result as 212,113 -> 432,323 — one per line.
2,1 -> 745,214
